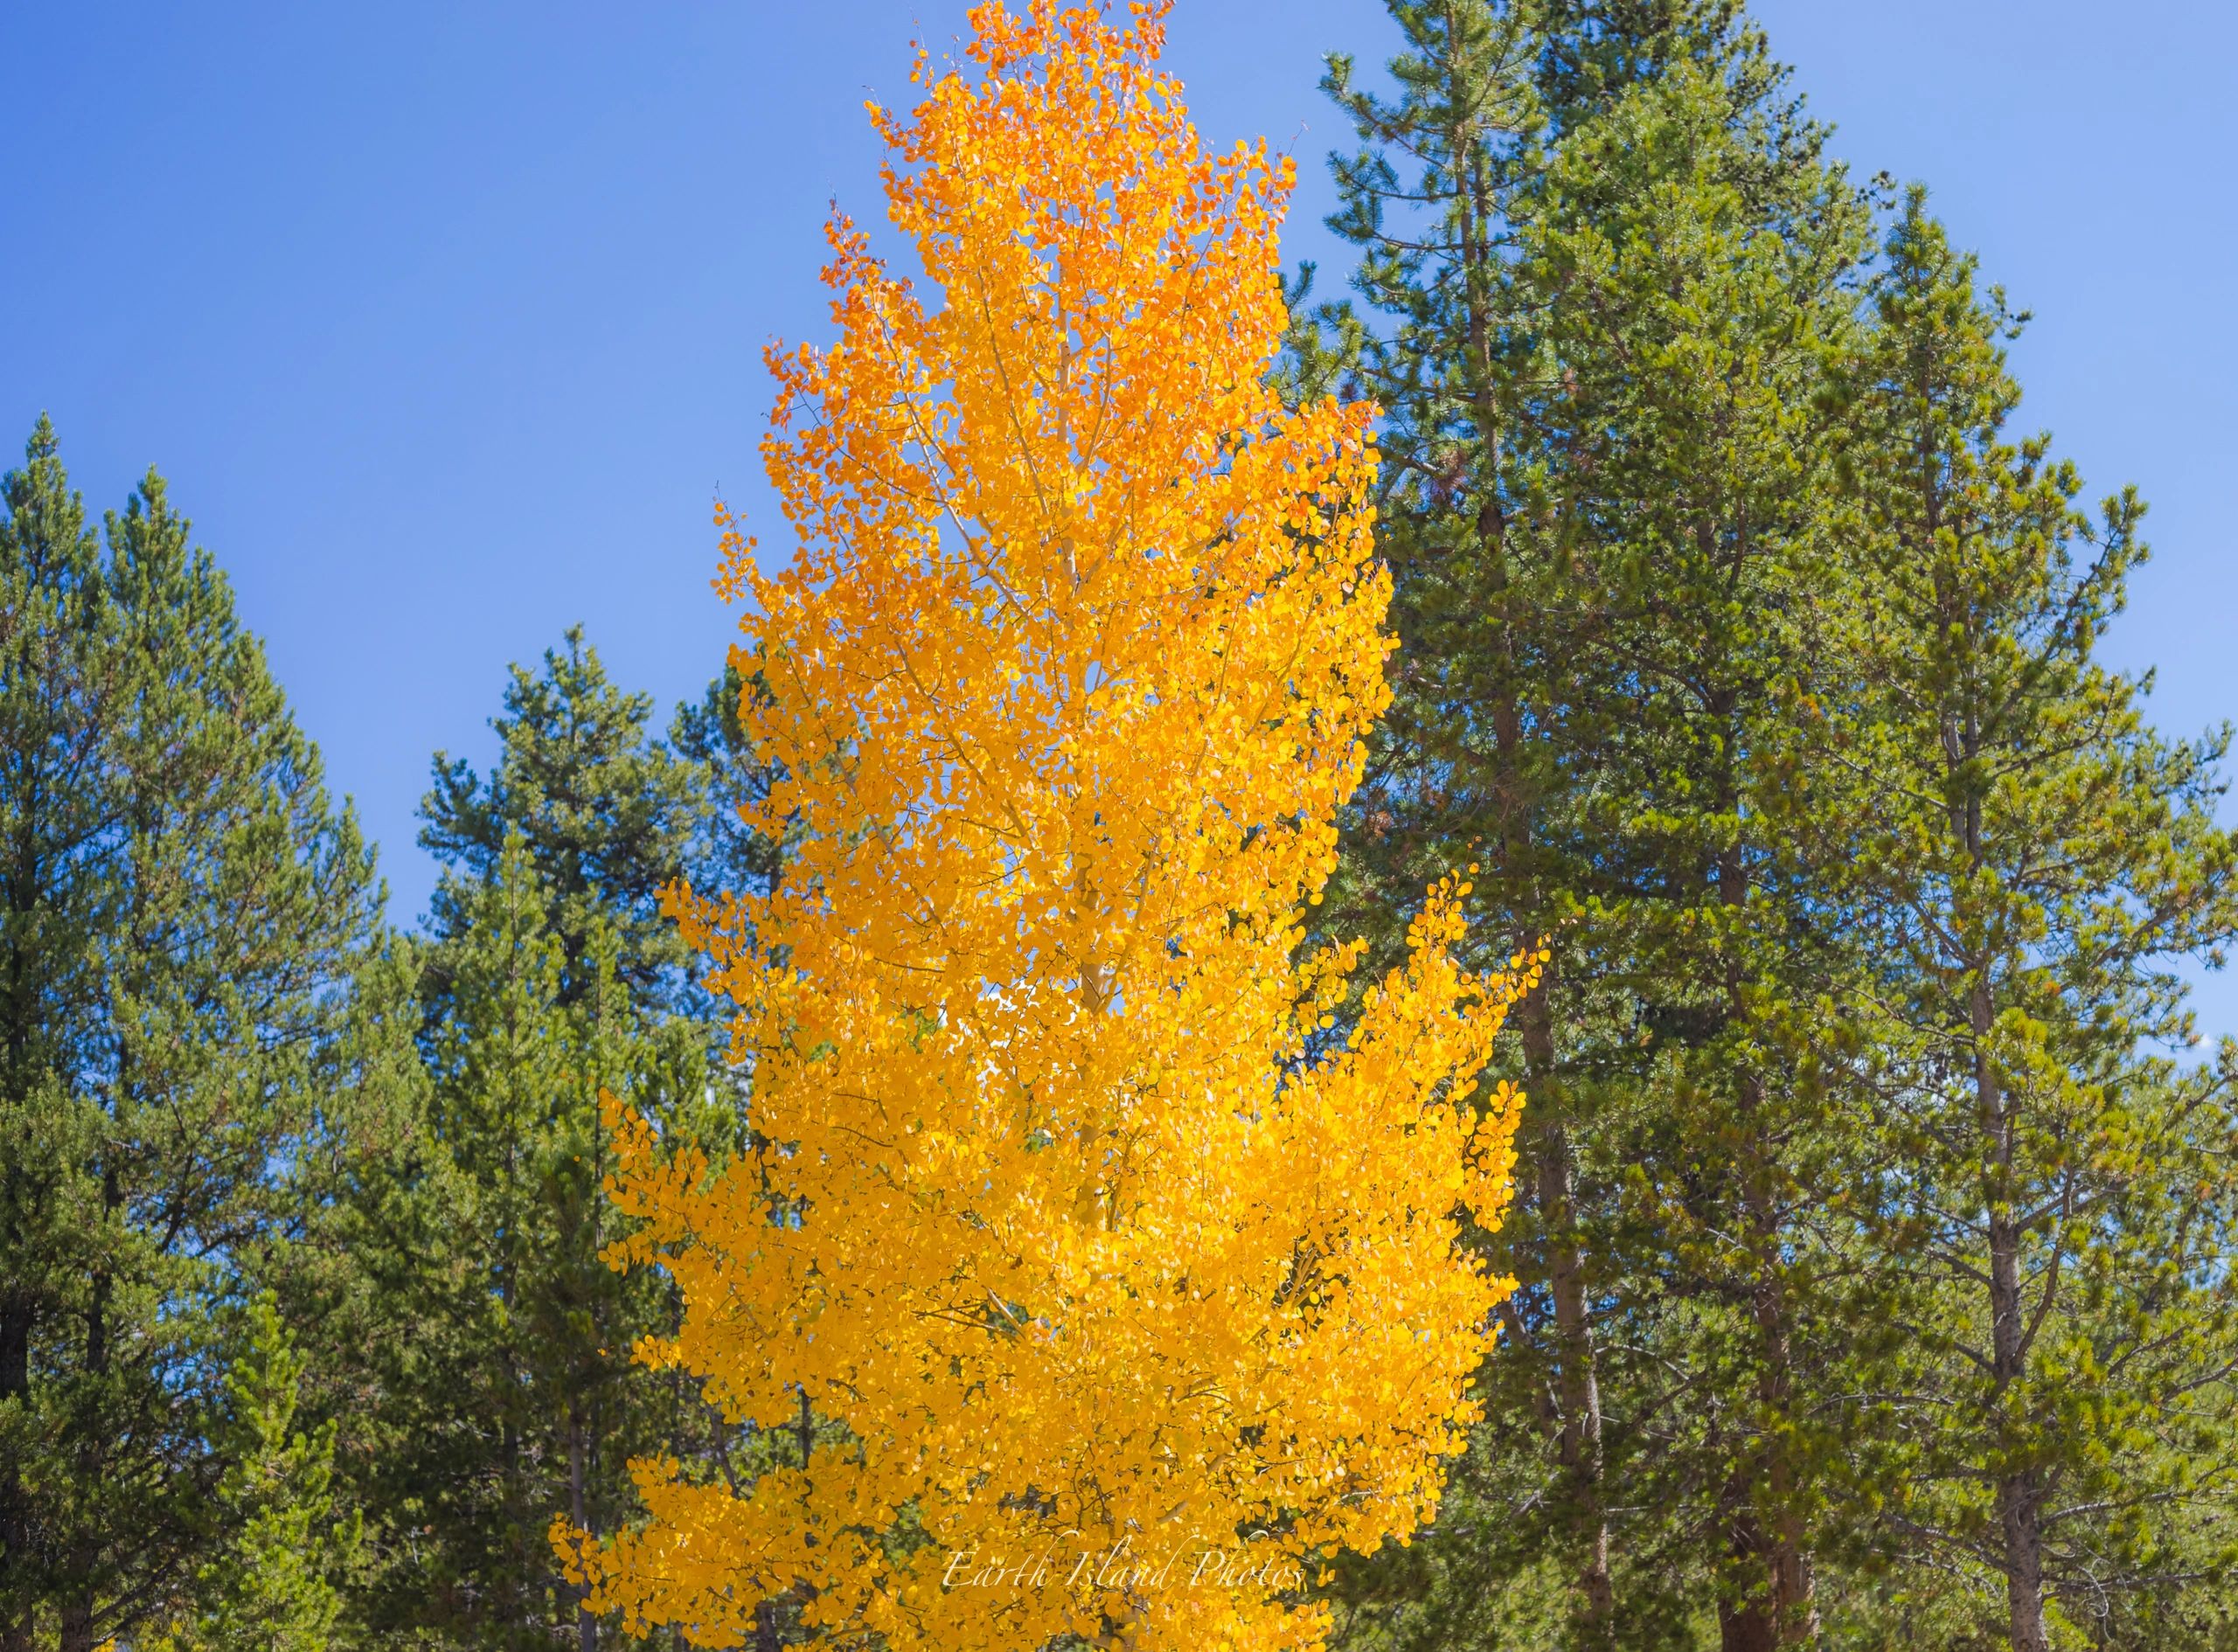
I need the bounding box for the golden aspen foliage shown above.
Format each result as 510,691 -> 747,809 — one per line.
554,4 -> 1543,1648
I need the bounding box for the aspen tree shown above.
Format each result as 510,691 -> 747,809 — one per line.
558,7 -> 1541,1649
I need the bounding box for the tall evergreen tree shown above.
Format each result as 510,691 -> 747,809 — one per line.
1302,7 -> 1878,1647
1820,197 -> 2238,1651
1525,60 -> 1878,1650
0,420 -> 381,1651
1301,5 -> 1621,1641
338,635 -> 752,1649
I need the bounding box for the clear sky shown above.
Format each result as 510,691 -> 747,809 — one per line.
6,3 -> 2233,1027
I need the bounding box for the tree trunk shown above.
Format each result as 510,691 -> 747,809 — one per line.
58,1195 -> 115,1652
1980,977 -> 2050,1652
0,740 -> 40,1652
1959,673 -> 2053,1651
1998,1469 -> 2052,1652
1501,702 -> 1610,1635
1715,1232 -> 1816,1652
1717,1510 -> 1781,1652
1733,1240 -> 1818,1646
569,1408 -> 599,1652
57,1604 -> 96,1652
1525,991 -> 1615,1637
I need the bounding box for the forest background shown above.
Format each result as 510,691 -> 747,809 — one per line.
5,2 -> 2238,1650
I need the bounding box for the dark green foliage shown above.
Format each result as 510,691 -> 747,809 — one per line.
330,638 -> 767,1650
339,838 -> 692,1648
1522,55 -> 1882,1652
1298,0 -> 1632,1636
0,419 -> 381,1651
1812,196 -> 2238,1650
1531,0 -> 1789,138
1298,3 -> 1880,1644
1298,5 -> 2238,1651
420,627 -> 706,1013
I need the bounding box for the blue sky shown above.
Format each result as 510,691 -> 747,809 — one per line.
6,2 -> 2234,1027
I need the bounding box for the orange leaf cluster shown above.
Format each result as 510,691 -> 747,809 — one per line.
555,5 -> 1539,1648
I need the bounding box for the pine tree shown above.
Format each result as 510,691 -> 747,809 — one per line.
183,1295 -> 361,1652
0,420 -> 381,1652
338,629 -> 748,1650
558,6 -> 1542,1649
337,825 -> 714,1651
1302,5 -> 1881,1646
1531,0 -> 1788,138
1820,195 -> 2238,1651
420,626 -> 708,1012
1527,62 -> 1880,1649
